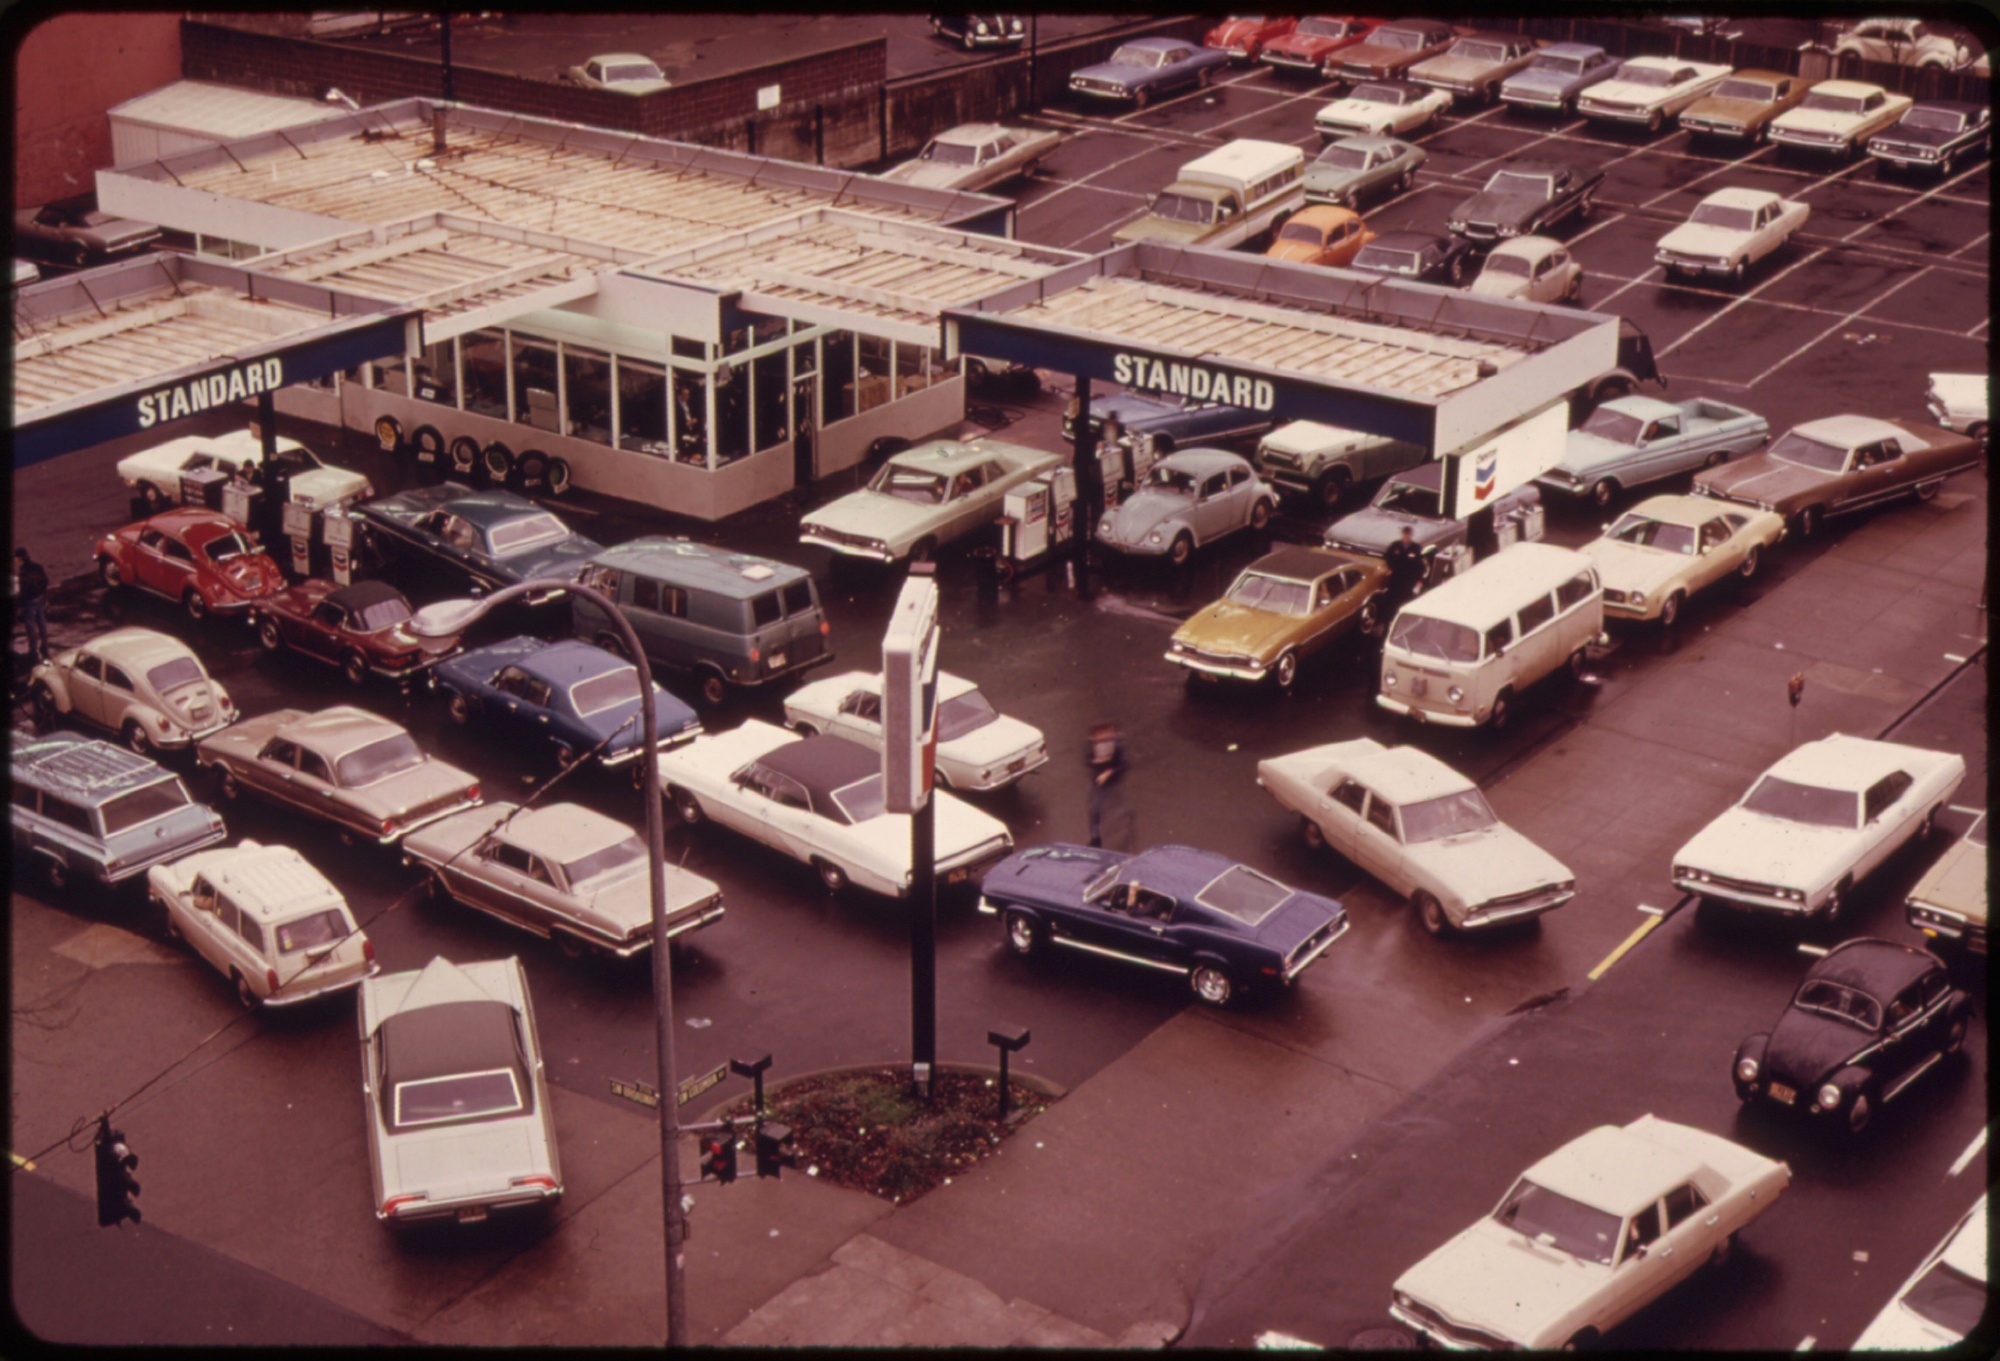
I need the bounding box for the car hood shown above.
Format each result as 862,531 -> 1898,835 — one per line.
1416,55 -> 1498,81
1872,122 -> 1956,148
1454,189 -> 1541,227
1912,840 -> 1987,919
986,843 -> 1126,909
1071,61 -> 1139,86
1265,34 -> 1341,59
1775,109 -> 1866,135
389,1119 -> 543,1199
1214,20 -> 1275,47
1174,600 -> 1302,658
879,160 -> 973,189
1304,164 -> 1367,194
1406,827 -> 1572,902
1696,455 -> 1826,508
1317,97 -> 1385,125
1658,222 -> 1749,257
1325,506 -> 1447,553
1340,41 -> 1420,70
1396,1219 -> 1607,1347
1765,1006 -> 1875,1090
1688,95 -> 1776,123
803,491 -> 940,541
942,714 -> 1044,767
1113,217 -> 1211,245
1587,77 -> 1675,105
1581,539 -> 1694,596
1104,488 -> 1194,541
1506,68 -> 1581,95
1678,810 -> 1855,891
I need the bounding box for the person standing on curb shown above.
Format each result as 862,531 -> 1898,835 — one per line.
15,547 -> 50,664
1085,720 -> 1132,850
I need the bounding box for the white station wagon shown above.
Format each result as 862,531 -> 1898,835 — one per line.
150,839 -> 379,1009
783,669 -> 1049,792
1391,1115 -> 1790,1350
1257,737 -> 1574,934
1673,734 -> 1966,924
800,439 -> 1063,563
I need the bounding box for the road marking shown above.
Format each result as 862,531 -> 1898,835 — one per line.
1944,654 -> 1969,663
9,1153 -> 35,1172
1796,1335 -> 1816,1351
1948,804 -> 1983,815
1947,1127 -> 1986,1178
1588,914 -> 1661,980
1636,902 -> 1664,916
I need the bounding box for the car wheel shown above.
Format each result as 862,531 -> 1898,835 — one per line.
481,442 -> 514,489
1359,596 -> 1384,637
553,743 -> 580,770
1446,254 -> 1467,286
1577,192 -> 1595,220
373,415 -> 403,455
698,669 -> 729,707
1708,1232 -> 1735,1269
553,930 -> 588,960
162,909 -> 181,943
1488,689 -> 1513,730
1823,876 -> 1852,925
1564,1329 -> 1601,1352
28,684 -> 60,732
1396,168 -> 1414,193
446,691 -> 473,725
449,436 -> 482,478
1738,545 -> 1761,580
1795,505 -> 1822,539
1190,964 -> 1233,1007
1659,591 -> 1685,629
595,631 -> 632,661
1845,1087 -> 1873,1135
1415,891 -> 1451,937
788,719 -> 820,736
215,767 -> 240,802
122,721 -> 152,757
1168,533 -> 1194,567
670,786 -> 705,826
1915,477 -> 1943,501
910,536 -> 938,563
1005,910 -> 1040,956
1588,478 -> 1619,510
1300,816 -> 1327,851
1729,259 -> 1747,287
1919,805 -> 1941,839
1249,498 -> 1272,531
257,617 -> 284,651
1943,1012 -> 1968,1054
1316,468 -> 1352,509
139,482 -> 167,514
1273,650 -> 1299,690
44,857 -> 69,892
233,971 -> 261,1011
99,556 -> 123,589
1133,86 -> 1151,110
341,651 -> 370,686
183,589 -> 207,623
814,858 -> 849,894
1646,108 -> 1663,133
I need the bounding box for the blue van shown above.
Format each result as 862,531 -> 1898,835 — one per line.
11,730 -> 227,890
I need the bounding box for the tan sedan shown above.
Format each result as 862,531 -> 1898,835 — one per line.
1582,494 -> 1785,627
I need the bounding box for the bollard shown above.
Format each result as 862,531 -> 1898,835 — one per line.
988,1025 -> 1031,1122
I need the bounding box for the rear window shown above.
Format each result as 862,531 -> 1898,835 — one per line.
394,1068 -> 525,1130
146,656 -> 205,692
782,579 -> 816,616
99,779 -> 193,834
1195,864 -> 1293,925
334,733 -> 427,787
571,668 -> 643,716
275,908 -> 350,955
750,592 -> 782,627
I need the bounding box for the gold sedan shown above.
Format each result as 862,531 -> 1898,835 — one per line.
1581,494 -> 1785,627
1168,546 -> 1388,689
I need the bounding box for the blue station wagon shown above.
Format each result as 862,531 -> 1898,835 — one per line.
11,730 -> 227,890
979,842 -> 1348,1006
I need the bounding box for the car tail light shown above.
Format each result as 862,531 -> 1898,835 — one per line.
1260,966 -> 1279,976
510,1175 -> 558,1192
362,937 -> 376,963
819,620 -> 831,636
749,646 -> 761,663
380,818 -> 397,838
466,783 -> 481,803
383,1194 -> 427,1216
265,968 -> 280,993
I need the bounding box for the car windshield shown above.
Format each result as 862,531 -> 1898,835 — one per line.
1225,572 -> 1312,615
1494,1178 -> 1623,1265
1765,431 -> 1851,471
1355,245 -> 1419,273
831,773 -> 887,825
1712,77 -> 1775,101
1388,614 -> 1481,663
868,463 -> 950,503
1315,145 -> 1370,170
1195,864 -> 1293,925
1620,65 -> 1677,87
1608,515 -> 1697,555
1690,201 -> 1757,232
202,531 -> 258,563
1452,41 -> 1507,62
1793,978 -> 1884,1031
1375,29 -> 1423,50
98,778 -> 192,834
1802,91 -> 1865,114
334,733 -> 427,787
570,667 -> 644,716
1482,253 -> 1532,278
1375,480 -> 1441,516
1111,44 -> 1164,67
394,1068 -> 525,1129
1351,82 -> 1406,104
1742,775 -> 1858,828
1148,192 -> 1216,224
1903,1259 -> 1987,1334
1298,18 -> 1348,37
1580,407 -> 1646,443
1146,467 -> 1200,495
1534,54 -> 1588,75
351,596 -> 412,632
604,62 -> 661,83
488,514 -> 572,557
275,908 -> 351,955
146,656 -> 206,692
936,689 -> 1000,742
1484,170 -> 1553,198
563,834 -> 647,888
919,139 -> 980,165
1399,788 -> 1499,843
1902,107 -> 1966,132
1277,220 -> 1330,245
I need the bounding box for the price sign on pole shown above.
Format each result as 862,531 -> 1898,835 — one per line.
882,569 -> 939,814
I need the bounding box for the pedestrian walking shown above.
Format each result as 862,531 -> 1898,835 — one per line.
1384,525 -> 1427,605
1085,721 -> 1133,850
15,546 -> 50,663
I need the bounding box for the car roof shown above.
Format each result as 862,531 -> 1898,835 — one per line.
1292,203 -> 1363,226
1401,543 -> 1594,621
889,439 -> 1031,473
1124,845 -> 1245,901
589,535 -> 811,598
757,733 -> 881,808
1525,1124 -> 1704,1218
932,123 -> 1012,143
1487,235 -> 1566,262
1342,745 -> 1475,803
1810,79 -> 1889,97
591,52 -> 654,65
1157,448 -> 1251,475
1809,937 -> 1940,997
1538,42 -> 1607,58
1367,229 -> 1448,250
206,843 -> 345,919
133,507 -> 240,540
283,705 -> 410,758
513,639 -> 628,686
326,579 -> 406,613
81,626 -> 198,666
1792,414 -> 1909,447
1908,99 -> 1985,118
1624,493 -> 1750,528
10,729 -> 173,797
1768,734 -> 1936,791
1701,186 -> 1781,209
1244,546 -> 1367,583
502,803 -> 632,861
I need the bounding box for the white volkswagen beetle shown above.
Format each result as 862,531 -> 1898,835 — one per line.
783,670 -> 1048,792
29,627 -> 236,755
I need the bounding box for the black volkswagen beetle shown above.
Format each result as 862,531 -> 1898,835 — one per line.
1732,938 -> 1970,1135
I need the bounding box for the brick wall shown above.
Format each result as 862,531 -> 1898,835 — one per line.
13,11 -> 184,205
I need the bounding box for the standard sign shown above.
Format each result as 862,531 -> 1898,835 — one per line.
677,1063 -> 729,1108
1111,353 -> 1277,411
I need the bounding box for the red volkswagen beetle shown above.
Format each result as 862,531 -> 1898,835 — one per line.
1204,15 -> 1299,62
96,507 -> 286,622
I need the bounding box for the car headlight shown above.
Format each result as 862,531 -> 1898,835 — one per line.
1446,685 -> 1464,702
1009,18 -> 1023,31
1498,223 -> 1520,237
1629,590 -> 1645,606
1817,1083 -> 1844,1111
975,20 -> 989,33
1447,219 -> 1467,232
1736,1056 -> 1759,1083
1148,531 -> 1163,545
1383,673 -> 1399,689
1100,516 -> 1115,534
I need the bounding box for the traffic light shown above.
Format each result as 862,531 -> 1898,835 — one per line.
94,1119 -> 140,1228
698,1129 -> 738,1185
754,1122 -> 797,1180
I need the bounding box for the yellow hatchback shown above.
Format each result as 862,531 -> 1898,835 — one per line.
1168,546 -> 1388,689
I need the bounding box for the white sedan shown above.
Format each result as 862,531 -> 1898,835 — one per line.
1853,1194 -> 1987,1349
565,53 -> 670,93
1673,734 -> 1966,924
879,123 -> 1061,192
1655,187 -> 1809,284
116,428 -> 371,514
783,670 -> 1048,792
800,438 -> 1063,563
1314,79 -> 1452,139
657,720 -> 1014,897
1391,1115 -> 1790,1350
1582,494 -> 1785,626
1769,80 -> 1913,156
1576,57 -> 1732,131
1257,737 -> 1573,934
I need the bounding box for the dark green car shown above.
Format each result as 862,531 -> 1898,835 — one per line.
1303,136 -> 1426,208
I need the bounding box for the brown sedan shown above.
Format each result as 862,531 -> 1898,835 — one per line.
1692,414 -> 1979,536
197,706 -> 482,844
1678,70 -> 1811,141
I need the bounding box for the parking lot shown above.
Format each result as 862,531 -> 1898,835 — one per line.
10,23 -> 1991,1351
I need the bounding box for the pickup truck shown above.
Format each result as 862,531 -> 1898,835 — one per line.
1536,396 -> 1769,508
1254,421 -> 1428,509
1112,139 -> 1305,249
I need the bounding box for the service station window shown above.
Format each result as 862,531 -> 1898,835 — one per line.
894,342 -> 932,397
511,340 -> 560,427
856,336 -> 893,413
673,371 -> 708,462
564,346 -> 614,444
714,363 -> 749,465
753,350 -> 789,452
823,331 -> 857,424
616,357 -> 668,454
461,330 -> 510,419
413,338 -> 457,407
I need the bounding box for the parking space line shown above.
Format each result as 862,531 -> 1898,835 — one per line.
1947,1127 -> 1986,1178
1946,804 -> 1985,815
1744,264 -> 1932,387
1587,913 -> 1663,981
1655,246 -> 1826,362
1840,158 -> 1992,243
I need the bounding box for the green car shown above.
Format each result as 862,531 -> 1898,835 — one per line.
1302,135 -> 1425,208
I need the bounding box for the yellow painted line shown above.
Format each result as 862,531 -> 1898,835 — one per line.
1588,914 -> 1663,981
9,1153 -> 35,1172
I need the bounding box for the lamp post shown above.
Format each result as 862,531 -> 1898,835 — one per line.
409,578 -> 689,1348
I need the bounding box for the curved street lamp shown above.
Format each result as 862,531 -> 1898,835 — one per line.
409,578 -> 689,1348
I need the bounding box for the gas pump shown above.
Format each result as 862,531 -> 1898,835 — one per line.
281,501 -> 313,580
322,508 -> 357,586
995,466 -> 1077,582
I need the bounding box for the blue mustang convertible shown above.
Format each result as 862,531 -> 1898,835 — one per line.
353,483 -> 603,597
432,637 -> 701,773
979,843 -> 1347,1005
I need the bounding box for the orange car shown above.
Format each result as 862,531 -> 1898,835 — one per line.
1264,204 -> 1377,268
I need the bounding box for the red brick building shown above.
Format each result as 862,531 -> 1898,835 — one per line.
13,10 -> 183,207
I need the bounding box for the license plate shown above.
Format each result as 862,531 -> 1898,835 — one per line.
457,1205 -> 489,1223
1006,758 -> 1026,774
768,651 -> 787,669
1768,1081 -> 1796,1106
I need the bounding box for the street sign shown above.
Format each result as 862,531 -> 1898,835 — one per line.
882,568 -> 940,813
676,1063 -> 729,1108
610,1078 -> 661,1109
